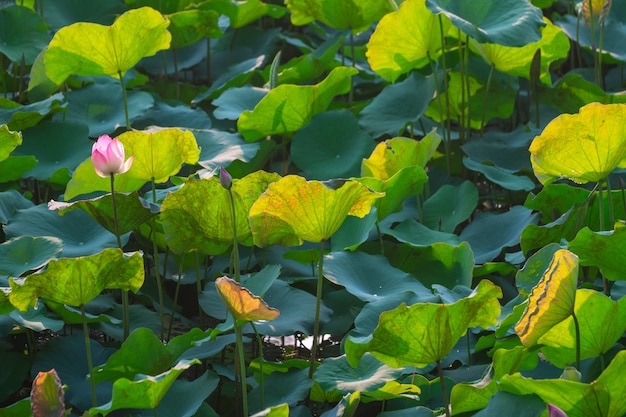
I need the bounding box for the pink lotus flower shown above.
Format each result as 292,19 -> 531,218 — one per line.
91,134 -> 134,178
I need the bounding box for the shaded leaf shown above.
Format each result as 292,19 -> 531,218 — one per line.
421,181 -> 478,233
0,5 -> 50,65
0,236 -> 63,277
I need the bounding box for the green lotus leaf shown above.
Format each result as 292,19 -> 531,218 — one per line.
161,170 -> 280,254
237,66 -> 358,142
89,358 -> 201,416
286,0 -> 392,33
426,0 -> 545,47
361,131 -> 441,180
45,6 -> 171,84
9,249 -> 144,310
470,18 -> 569,85
0,5 -> 50,65
0,125 -> 21,162
500,351 -> 626,417
249,176 -> 383,247
49,191 -> 159,235
568,225 -> 626,281
64,128 -> 200,200
514,249 -> 578,347
0,93 -> 67,131
366,0 -> 450,82
200,0 -> 286,28
538,289 -> 626,367
357,165 -> 428,221
167,9 -> 221,49
345,279 -> 502,368
529,102 -> 626,184
421,181 -> 478,233
0,236 -> 63,277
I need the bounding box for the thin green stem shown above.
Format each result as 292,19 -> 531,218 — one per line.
227,188 -> 241,283
437,360 -> 451,417
466,333 -> 472,366
81,304 -> 98,407
598,181 -> 605,231
479,65 -> 495,137
387,0 -> 398,10
308,240 -> 325,380
150,179 -> 165,340
375,221 -> 384,256
194,251 -> 204,329
606,178 -> 615,228
117,71 -> 130,129
235,324 -> 248,417
167,255 -> 184,341
429,52 -> 450,175
110,174 -> 129,341
572,312 -> 581,371
251,323 -> 265,410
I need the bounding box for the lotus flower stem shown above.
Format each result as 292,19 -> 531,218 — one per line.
437,359 -> 451,417
571,312 -> 581,370
235,323 -> 248,417
81,304 -> 98,407
479,64 -> 495,138
606,178 -> 615,228
110,174 -> 130,340
150,179 -> 165,340
118,70 -> 130,129
308,239 -> 325,379
194,251 -> 204,329
167,257 -> 184,341
251,323 -> 266,410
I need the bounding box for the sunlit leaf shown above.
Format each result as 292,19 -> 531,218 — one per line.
515,249 -> 578,347
530,102 -> 626,184
366,0 -> 450,82
45,7 -> 171,84
0,236 -> 63,277
470,18 -> 569,85
237,66 -> 358,142
361,131 -> 441,180
249,175 -> 383,246
89,358 -> 201,416
345,280 -> 502,368
538,289 -> 626,367
426,0 -> 545,46
9,249 -> 144,310
215,276 -> 279,323
567,225 -> 626,281
167,9 -> 221,49
0,125 -> 22,162
30,369 -> 65,417
286,0 -> 392,33
161,170 -> 280,254
500,351 -> 626,417
65,128 -> 200,200
357,166 -> 428,221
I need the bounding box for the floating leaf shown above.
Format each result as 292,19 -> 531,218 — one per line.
366,0 -> 450,82
65,128 -> 200,200
161,170 -> 280,254
45,7 -> 171,84
515,249 -> 578,347
237,66 -> 358,142
0,5 -> 50,65
359,72 -> 438,137
0,236 -> 63,277
215,276 -> 279,323
30,369 -> 65,417
9,249 -> 144,310
426,0 -> 545,46
530,102 -> 626,184
291,110 -> 376,180
345,280 -> 502,368
361,131 -> 441,180
249,175 -> 383,246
